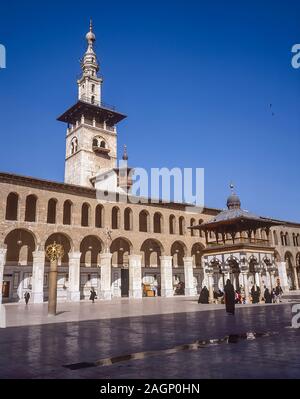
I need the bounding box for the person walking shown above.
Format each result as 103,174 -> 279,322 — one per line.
24,291 -> 30,305
89,287 -> 97,303
198,286 -> 209,304
264,286 -> 272,303
224,279 -> 235,315
271,288 -> 276,303
275,283 -> 283,303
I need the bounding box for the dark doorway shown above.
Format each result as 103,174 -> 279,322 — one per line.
2,281 -> 10,298
121,269 -> 129,297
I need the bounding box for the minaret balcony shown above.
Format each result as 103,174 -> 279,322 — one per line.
93,146 -> 110,155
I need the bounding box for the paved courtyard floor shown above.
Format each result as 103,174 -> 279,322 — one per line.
0,294 -> 300,379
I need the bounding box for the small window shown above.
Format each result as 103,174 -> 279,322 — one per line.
91,84 -> 95,93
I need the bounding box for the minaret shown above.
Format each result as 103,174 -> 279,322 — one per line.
77,20 -> 102,104
57,22 -> 126,188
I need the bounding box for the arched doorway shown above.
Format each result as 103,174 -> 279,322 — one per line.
171,241 -> 187,295
140,239 -> 164,296
4,229 -> 36,302
110,237 -> 132,297
80,236 -> 102,299
191,243 -> 205,293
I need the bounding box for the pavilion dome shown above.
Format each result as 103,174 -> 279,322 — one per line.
226,192 -> 241,210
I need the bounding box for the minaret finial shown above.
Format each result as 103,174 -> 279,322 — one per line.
86,19 -> 96,45
229,182 -> 235,193
122,145 -> 128,161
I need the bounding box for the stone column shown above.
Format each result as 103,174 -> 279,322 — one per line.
100,252 -> 112,300
207,273 -> 214,303
32,250 -> 45,303
242,272 -> 249,303
128,255 -> 142,299
270,270 -> 276,290
0,248 -> 7,304
293,266 -> 300,290
183,257 -> 196,296
278,261 -> 289,292
160,256 -> 173,297
67,252 -> 81,302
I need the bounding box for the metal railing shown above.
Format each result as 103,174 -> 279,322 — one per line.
79,96 -> 116,111
207,237 -> 270,248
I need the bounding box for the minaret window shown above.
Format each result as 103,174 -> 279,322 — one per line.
91,95 -> 95,104
91,84 -> 95,93
92,136 -> 110,155
70,137 -> 78,155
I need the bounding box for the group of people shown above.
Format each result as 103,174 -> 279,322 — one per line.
198,280 -> 284,315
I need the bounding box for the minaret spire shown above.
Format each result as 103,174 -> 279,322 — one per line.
77,20 -> 102,104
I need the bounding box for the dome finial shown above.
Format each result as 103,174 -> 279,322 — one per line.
122,144 -> 128,161
227,182 -> 241,210
90,18 -> 93,32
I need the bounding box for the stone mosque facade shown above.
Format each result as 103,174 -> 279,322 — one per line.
0,23 -> 300,304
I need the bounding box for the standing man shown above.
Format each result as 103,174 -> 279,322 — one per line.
152,275 -> 158,297
275,283 -> 283,303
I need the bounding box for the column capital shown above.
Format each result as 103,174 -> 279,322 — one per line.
160,255 -> 172,262
128,254 -> 142,262
33,250 -> 45,258
183,256 -> 193,263
69,251 -> 82,260
0,247 -> 7,256
100,252 -> 112,260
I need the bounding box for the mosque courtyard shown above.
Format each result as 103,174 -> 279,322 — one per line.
0,294 -> 299,379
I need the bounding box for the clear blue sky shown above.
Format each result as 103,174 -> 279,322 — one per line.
0,0 -> 299,221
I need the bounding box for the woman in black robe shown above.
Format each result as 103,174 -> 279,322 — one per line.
224,279 -> 235,315
264,287 -> 272,303
198,286 -> 209,304
251,284 -> 260,304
